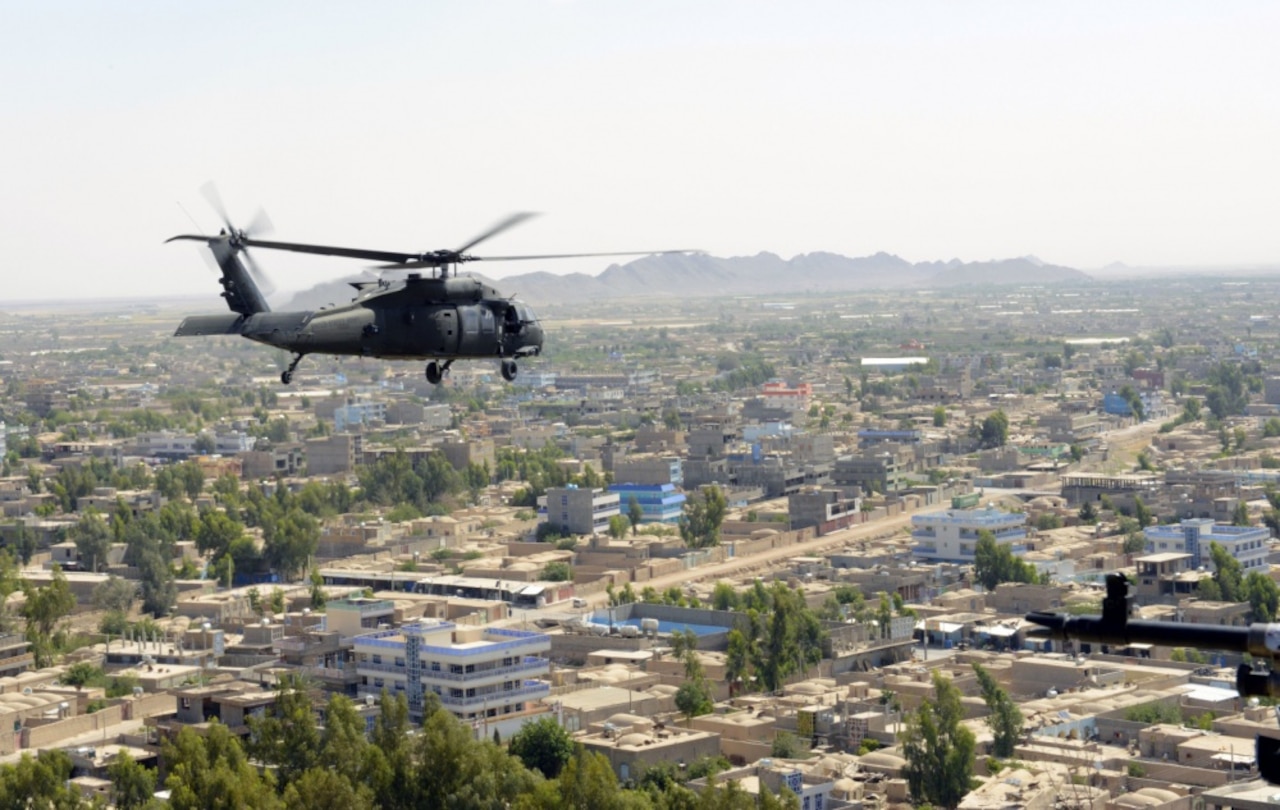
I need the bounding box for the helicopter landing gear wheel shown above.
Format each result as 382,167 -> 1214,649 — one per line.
425,360 -> 452,385
501,359 -> 518,382
281,354 -> 304,386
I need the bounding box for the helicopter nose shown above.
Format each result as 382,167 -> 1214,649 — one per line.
526,322 -> 544,351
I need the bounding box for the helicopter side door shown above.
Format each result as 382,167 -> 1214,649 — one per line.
455,304 -> 496,358
387,303 -> 463,359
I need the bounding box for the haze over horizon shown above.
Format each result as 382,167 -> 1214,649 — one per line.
3,1 -> 1278,304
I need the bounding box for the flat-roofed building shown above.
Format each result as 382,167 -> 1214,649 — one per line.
542,486 -> 619,535
1144,518 -> 1269,571
911,505 -> 1027,563
352,620 -> 551,735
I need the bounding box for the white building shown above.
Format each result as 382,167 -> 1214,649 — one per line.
911,506 -> 1028,563
353,620 -> 551,737
1143,518 -> 1269,571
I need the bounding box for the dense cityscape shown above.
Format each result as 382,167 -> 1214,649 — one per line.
1,273 -> 1279,808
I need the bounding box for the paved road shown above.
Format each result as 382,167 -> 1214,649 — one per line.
568,504 -> 932,613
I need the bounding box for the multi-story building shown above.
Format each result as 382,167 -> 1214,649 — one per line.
542,485 -> 620,535
333,400 -> 387,432
306,433 -> 362,476
1143,518 -> 1270,571
0,633 -> 33,678
352,620 -> 551,734
326,596 -> 398,639
911,505 -> 1028,563
439,437 -> 496,474
608,483 -> 686,525
788,488 -> 862,534
833,450 -> 907,494
612,455 -> 683,487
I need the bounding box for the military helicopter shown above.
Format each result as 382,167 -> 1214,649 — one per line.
169,186 -> 692,385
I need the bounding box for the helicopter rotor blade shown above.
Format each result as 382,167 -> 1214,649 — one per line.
246,207 -> 275,238
453,212 -> 539,254
473,249 -> 700,262
239,248 -> 275,297
199,181 -> 234,234
372,249 -> 700,271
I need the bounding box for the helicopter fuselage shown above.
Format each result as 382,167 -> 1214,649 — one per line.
244,291 -> 543,362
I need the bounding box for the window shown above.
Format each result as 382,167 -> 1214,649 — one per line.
430,661 -> 441,671
395,657 -> 405,667
372,654 -> 382,665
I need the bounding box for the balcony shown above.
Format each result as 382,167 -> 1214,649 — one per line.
440,681 -> 550,708
358,656 -> 548,682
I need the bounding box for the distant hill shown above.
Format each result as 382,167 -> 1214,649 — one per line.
281,251 -> 1093,310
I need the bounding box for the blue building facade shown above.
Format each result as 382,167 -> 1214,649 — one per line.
1144,518 -> 1269,570
608,483 -> 687,525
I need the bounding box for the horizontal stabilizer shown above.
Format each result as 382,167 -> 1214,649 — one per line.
174,314 -> 245,337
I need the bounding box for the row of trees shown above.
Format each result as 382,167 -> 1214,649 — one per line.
69,681 -> 800,810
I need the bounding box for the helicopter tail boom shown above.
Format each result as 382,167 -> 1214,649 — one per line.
174,313 -> 246,337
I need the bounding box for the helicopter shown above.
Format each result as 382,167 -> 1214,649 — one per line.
168,186 -> 693,385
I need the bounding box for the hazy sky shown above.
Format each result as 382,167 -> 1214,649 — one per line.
3,1 -> 1278,303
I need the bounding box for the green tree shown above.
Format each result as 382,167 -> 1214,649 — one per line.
247,675 -> 321,789
557,750 -> 621,810
725,627 -> 752,694
70,508 -> 111,573
675,678 -> 714,722
1034,513 -> 1062,531
978,411 -> 1009,449
972,663 -> 1023,758
62,661 -> 102,689
282,767 -> 374,810
164,720 -> 282,810
108,749 -> 157,810
21,565 -> 76,667
711,581 -> 740,611
678,485 -> 728,549
1080,499 -> 1100,524
771,730 -> 804,759
508,715 -> 576,779
263,507 -> 319,580
933,406 -> 947,427
1232,500 -> 1252,527
626,495 -> 643,536
973,530 -> 1041,591
1133,496 -> 1153,529
0,750 -> 91,808
1246,570 -> 1280,622
901,670 -> 976,810
542,561 -> 572,582
607,514 -> 630,540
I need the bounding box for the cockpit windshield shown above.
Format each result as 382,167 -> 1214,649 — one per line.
515,303 -> 539,323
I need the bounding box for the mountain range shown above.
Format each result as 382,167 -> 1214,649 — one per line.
281,251 -> 1093,310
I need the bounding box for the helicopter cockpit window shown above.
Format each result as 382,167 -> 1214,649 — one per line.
516,304 -> 538,323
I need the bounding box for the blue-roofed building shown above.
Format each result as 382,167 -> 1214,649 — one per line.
911,506 -> 1028,563
1144,518 -> 1269,571
353,620 -> 551,735
608,483 -> 687,525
